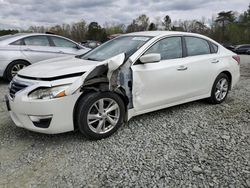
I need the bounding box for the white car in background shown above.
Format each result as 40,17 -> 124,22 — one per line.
6,31 -> 240,140
0,33 -> 90,81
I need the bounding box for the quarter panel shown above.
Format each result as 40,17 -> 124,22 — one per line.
0,46 -> 27,76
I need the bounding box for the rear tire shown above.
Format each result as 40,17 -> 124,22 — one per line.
75,92 -> 125,140
208,73 -> 230,104
5,60 -> 29,81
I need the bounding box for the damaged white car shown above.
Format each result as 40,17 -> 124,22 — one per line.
6,31 -> 240,140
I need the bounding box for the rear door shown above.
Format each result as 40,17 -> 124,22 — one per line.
182,36 -> 220,97
20,35 -> 61,63
49,36 -> 88,55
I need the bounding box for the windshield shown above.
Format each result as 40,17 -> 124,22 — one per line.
81,36 -> 152,61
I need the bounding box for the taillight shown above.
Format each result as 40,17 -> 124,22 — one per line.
232,55 -> 240,65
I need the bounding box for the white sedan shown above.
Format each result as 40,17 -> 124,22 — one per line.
0,33 -> 90,81
6,31 -> 240,140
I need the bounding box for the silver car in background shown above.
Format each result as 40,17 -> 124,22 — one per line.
0,33 -> 90,81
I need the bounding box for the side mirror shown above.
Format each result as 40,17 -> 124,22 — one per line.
139,53 -> 161,64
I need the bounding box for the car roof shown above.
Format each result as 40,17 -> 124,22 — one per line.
123,31 -> 220,45
10,32 -> 66,39
0,33 -> 76,46
124,31 -> 213,40
124,31 -> 182,37
124,31 -> 204,37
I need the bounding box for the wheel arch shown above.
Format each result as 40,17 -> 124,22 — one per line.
3,59 -> 31,79
219,70 -> 232,90
72,82 -> 129,131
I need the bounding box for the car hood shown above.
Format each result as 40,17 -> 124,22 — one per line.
18,56 -> 99,79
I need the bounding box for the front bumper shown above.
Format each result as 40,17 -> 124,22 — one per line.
7,82 -> 81,134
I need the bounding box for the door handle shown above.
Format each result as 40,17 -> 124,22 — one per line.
211,59 -> 219,63
58,51 -> 65,54
177,66 -> 188,71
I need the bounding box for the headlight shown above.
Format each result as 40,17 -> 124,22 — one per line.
28,85 -> 70,100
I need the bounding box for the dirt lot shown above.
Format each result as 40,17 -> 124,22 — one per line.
0,56 -> 249,187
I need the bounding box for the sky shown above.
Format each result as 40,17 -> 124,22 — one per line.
0,0 -> 249,29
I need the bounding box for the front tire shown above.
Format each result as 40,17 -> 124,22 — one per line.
5,60 -> 29,81
75,92 -> 125,140
208,73 -> 230,104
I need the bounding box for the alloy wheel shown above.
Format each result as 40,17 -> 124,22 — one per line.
11,64 -> 27,77
215,78 -> 229,101
87,98 -> 120,134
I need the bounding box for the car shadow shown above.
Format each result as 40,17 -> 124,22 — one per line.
0,78 -> 8,85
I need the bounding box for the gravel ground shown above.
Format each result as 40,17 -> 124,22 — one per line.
0,56 -> 249,187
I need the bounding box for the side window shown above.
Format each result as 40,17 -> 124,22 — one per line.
51,37 -> 77,48
23,36 -> 50,46
10,39 -> 23,45
185,37 -> 211,56
145,37 -> 182,60
212,43 -> 218,53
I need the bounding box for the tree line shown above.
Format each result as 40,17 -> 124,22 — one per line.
1,4 -> 250,44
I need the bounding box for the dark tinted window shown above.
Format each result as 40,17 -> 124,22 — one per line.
239,45 -> 250,49
23,36 -> 50,46
51,36 -> 77,48
145,37 -> 182,60
10,39 -> 23,45
185,37 -> 210,56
